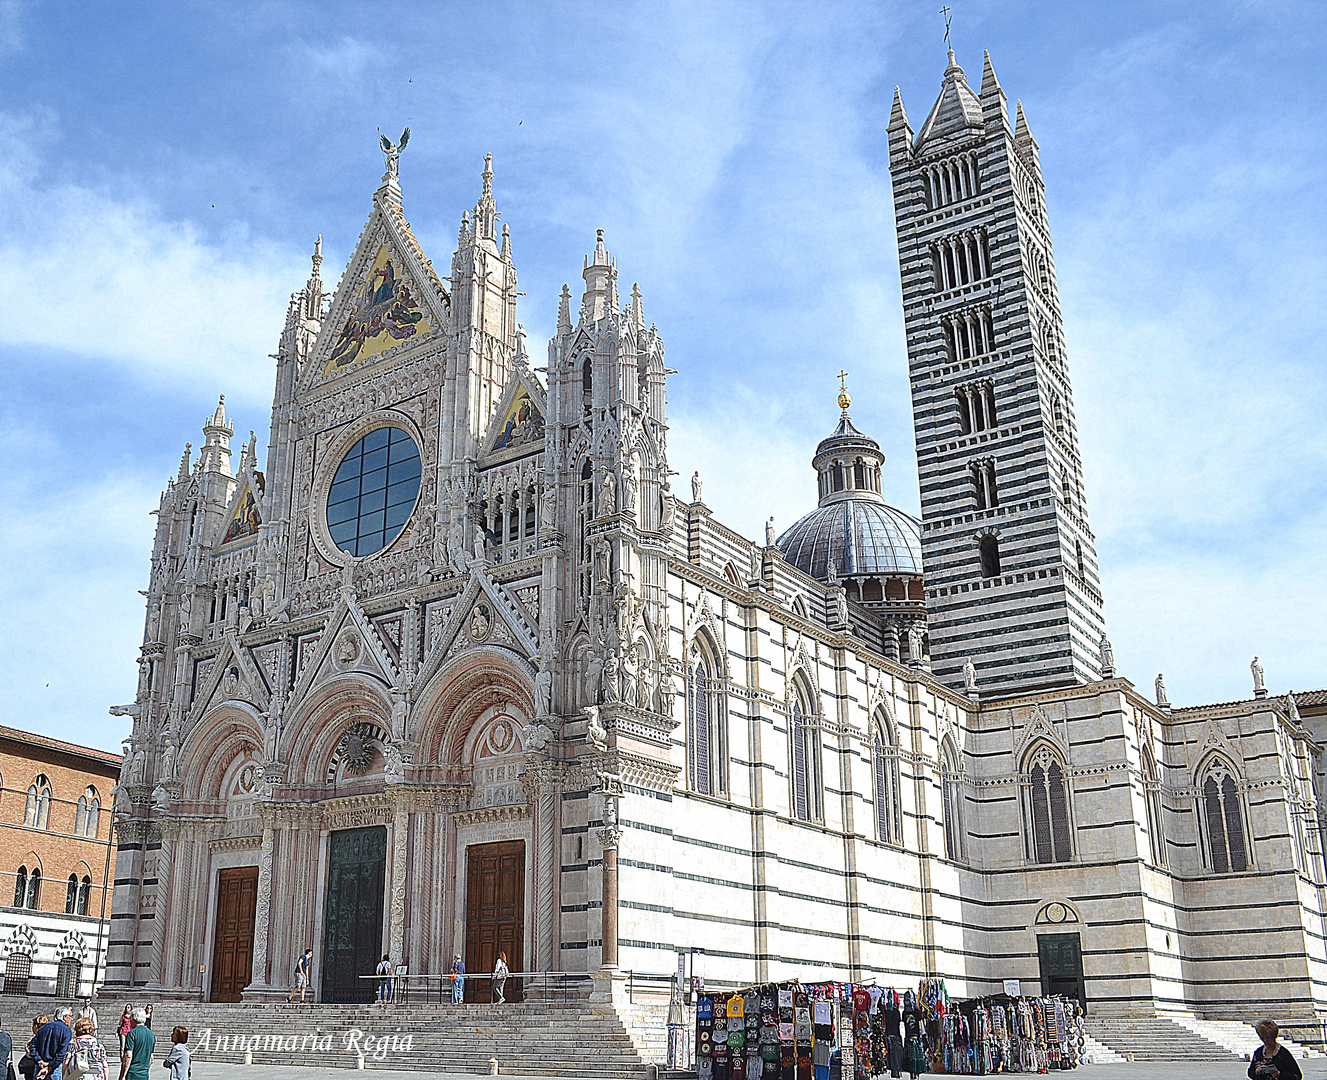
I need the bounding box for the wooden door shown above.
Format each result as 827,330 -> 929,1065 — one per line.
321,826 -> 387,1003
465,840 -> 525,1002
210,866 -> 258,1002
1037,932 -> 1086,1011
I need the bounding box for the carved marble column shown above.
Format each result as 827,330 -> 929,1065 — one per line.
244,814 -> 276,995
145,821 -> 174,988
596,772 -> 624,971
387,791 -> 410,963
523,760 -> 565,972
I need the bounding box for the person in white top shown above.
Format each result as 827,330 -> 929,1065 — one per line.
491,952 -> 509,1004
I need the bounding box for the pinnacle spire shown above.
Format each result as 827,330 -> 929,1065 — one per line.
558,284 -> 572,333
473,153 -> 497,242
177,443 -> 192,481
630,282 -> 644,328
980,50 -> 1001,97
888,87 -> 910,131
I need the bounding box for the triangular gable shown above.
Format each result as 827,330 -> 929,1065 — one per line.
1015,704 -> 1069,763
188,634 -> 270,724
220,477 -> 262,545
287,586 -> 400,711
481,367 -> 547,459
416,565 -> 538,690
302,194 -> 449,392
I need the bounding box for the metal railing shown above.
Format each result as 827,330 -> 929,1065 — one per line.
356,970 -> 592,1005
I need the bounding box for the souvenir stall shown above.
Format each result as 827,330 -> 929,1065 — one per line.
694,977 -> 1085,1078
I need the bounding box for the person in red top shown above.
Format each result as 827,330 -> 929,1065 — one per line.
1249,1020 -> 1302,1080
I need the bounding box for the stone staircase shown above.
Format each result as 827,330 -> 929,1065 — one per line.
73,1001 -> 660,1076
1084,1015 -> 1319,1063
1168,1016 -> 1322,1060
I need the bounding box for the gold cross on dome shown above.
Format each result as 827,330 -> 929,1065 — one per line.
837,370 -> 851,410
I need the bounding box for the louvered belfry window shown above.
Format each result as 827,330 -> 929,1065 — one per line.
1028,749 -> 1073,864
1204,764 -> 1248,873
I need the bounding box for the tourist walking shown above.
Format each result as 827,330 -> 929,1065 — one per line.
161,1028 -> 188,1080
0,1025 -> 13,1080
491,952 -> 509,1004
1250,1020 -> 1302,1080
76,1001 -> 96,1034
20,1016 -> 49,1080
65,1018 -> 107,1080
375,955 -> 394,1005
31,1008 -> 72,1080
450,954 -> 465,1004
141,1008 -> 151,1033
287,948 -> 314,1003
118,1008 -> 153,1080
114,1011 -> 130,1061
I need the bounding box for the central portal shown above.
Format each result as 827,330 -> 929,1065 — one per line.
465,840 -> 525,1002
322,825 -> 387,1003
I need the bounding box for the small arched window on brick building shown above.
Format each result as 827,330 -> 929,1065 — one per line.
1024,745 -> 1074,864
1200,758 -> 1249,873
75,787 -> 100,838
24,775 -> 51,830
14,866 -> 39,910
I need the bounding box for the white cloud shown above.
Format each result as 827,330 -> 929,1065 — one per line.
0,109 -> 307,410
0,464 -> 153,753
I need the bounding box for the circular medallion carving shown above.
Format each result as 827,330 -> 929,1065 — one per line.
468,603 -> 493,641
1045,902 -> 1067,923
335,629 -> 361,668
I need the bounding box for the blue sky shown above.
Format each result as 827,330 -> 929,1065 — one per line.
0,0 -> 1322,752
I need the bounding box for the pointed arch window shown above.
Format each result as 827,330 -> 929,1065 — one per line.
872,714 -> 902,845
78,875 -> 91,916
21,868 -> 40,910
941,739 -> 965,861
687,640 -> 727,797
1201,761 -> 1248,873
24,776 -> 51,830
790,682 -> 823,822
75,786 -> 100,838
66,874 -> 79,915
1142,746 -> 1166,868
1025,746 -> 1073,864
13,867 -> 26,909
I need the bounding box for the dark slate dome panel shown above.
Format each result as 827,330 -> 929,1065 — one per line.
777,499 -> 922,580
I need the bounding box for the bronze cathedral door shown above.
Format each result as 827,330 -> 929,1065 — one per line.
465,841 -> 525,1002
210,866 -> 258,1002
322,826 -> 388,1003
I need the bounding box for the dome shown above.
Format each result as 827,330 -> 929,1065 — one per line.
777,498 -> 922,580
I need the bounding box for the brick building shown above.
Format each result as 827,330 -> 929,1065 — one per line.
0,726 -> 120,998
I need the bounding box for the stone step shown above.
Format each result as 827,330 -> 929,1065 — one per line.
76,999 -> 657,1078
1084,1017 -> 1240,1062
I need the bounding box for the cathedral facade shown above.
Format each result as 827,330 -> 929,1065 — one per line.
106,51 -> 1327,1021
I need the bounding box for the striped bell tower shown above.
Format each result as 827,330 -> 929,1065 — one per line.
888,49 -> 1106,697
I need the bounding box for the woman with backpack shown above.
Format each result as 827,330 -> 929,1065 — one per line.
62,1018 -> 107,1080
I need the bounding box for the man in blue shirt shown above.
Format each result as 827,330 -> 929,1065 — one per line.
32,1007 -> 72,1080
